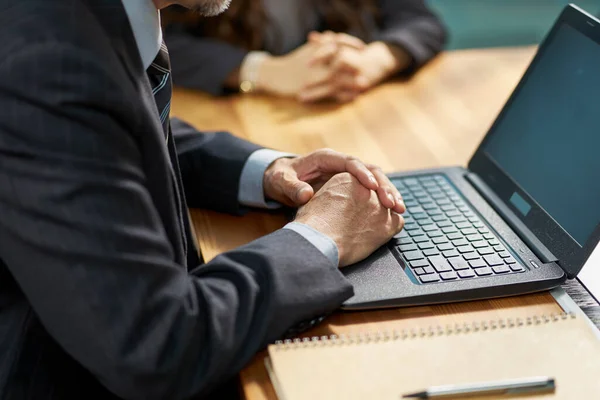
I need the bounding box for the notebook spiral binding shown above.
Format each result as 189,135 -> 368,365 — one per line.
273,312 -> 577,351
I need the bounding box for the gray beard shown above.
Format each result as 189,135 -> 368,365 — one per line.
191,0 -> 232,16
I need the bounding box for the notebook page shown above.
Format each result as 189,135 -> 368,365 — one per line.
268,316 -> 600,400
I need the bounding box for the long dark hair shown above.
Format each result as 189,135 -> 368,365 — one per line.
163,0 -> 379,51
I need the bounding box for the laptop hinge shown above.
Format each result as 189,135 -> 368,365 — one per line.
464,172 -> 559,264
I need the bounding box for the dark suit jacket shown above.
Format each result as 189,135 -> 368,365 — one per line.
164,0 -> 448,95
0,1 -> 353,399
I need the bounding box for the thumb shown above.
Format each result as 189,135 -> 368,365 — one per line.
284,178 -> 314,206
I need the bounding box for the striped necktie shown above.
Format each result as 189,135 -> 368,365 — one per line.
147,42 -> 172,139
146,43 -> 203,268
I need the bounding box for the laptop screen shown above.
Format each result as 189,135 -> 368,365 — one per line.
482,23 -> 600,247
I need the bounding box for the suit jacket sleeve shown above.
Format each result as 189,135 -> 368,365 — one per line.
0,44 -> 353,400
376,0 -> 448,72
164,24 -> 248,95
171,117 -> 261,214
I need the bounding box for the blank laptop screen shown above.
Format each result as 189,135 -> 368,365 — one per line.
483,23 -> 600,246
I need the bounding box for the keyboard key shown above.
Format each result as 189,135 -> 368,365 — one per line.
504,257 -> 517,265
442,249 -> 460,258
429,256 -> 452,273
473,222 -> 485,229
417,219 -> 435,227
431,215 -> 447,222
471,240 -> 488,249
412,212 -> 429,220
458,205 -> 470,212
450,215 -> 467,223
457,245 -> 475,254
466,234 -> 483,242
483,233 -> 495,240
413,267 -> 426,275
437,220 -> 453,228
478,228 -> 490,234
427,230 -> 444,238
461,228 -> 478,235
463,252 -> 480,261
412,191 -> 428,199
469,259 -> 487,269
447,232 -> 463,240
452,238 -> 469,247
483,254 -> 504,266
488,239 -> 500,246
498,251 -> 511,258
449,257 -> 469,270
456,221 -> 471,229
510,264 -> 525,272
432,237 -> 448,245
475,267 -> 493,276
420,274 -> 440,283
410,259 -> 430,268
409,206 -> 424,214
440,271 -> 458,281
468,216 -> 479,223
408,229 -> 425,237
437,243 -> 454,251
424,248 -> 440,256
422,203 -> 438,210
446,210 -> 462,218
441,226 -> 458,234
394,237 -> 413,246
436,199 -> 451,205
422,224 -> 438,232
404,200 -> 418,207
458,270 -> 476,279
493,245 -> 505,252
477,247 -> 494,255
404,223 -> 419,231
413,236 -> 430,243
418,241 -> 435,250
440,204 -> 455,211
492,265 -> 510,274
427,209 -> 444,216
404,250 -> 424,261
398,244 -> 418,252
423,266 -> 435,274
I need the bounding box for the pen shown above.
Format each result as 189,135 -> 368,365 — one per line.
402,376 -> 555,399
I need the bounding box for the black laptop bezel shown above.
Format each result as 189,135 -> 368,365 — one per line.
468,4 -> 600,279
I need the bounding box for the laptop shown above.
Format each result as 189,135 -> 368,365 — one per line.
341,4 -> 600,310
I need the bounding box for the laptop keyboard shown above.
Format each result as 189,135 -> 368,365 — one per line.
391,175 -> 527,284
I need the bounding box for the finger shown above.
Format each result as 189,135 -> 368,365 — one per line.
298,82 -> 337,103
333,33 -> 366,50
368,166 -> 405,213
296,150 -> 380,191
308,43 -> 338,66
389,211 -> 405,235
335,90 -> 359,103
331,73 -> 369,93
280,173 -> 315,206
331,48 -> 362,74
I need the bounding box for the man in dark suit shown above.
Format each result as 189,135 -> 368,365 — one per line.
0,0 -> 405,398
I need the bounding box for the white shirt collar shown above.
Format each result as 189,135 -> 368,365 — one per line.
121,0 -> 163,70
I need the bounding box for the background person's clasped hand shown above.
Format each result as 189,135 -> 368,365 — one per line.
256,31 -> 410,103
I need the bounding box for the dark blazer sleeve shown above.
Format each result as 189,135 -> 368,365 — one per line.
0,44 -> 353,400
375,0 -> 448,72
164,24 -> 248,95
171,117 -> 261,214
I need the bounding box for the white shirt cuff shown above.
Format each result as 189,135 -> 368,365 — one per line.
283,222 -> 339,266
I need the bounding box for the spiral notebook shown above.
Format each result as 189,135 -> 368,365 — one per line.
266,314 -> 600,400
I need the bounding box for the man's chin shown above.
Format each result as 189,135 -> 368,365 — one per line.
188,0 -> 232,16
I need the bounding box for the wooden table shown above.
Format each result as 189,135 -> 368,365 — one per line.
172,46 -> 574,400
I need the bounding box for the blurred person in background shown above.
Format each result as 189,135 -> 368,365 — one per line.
164,0 -> 447,102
